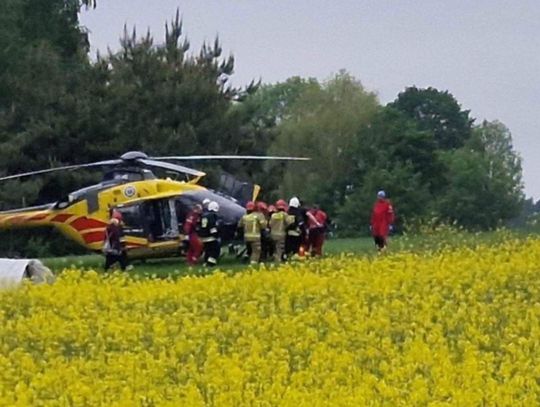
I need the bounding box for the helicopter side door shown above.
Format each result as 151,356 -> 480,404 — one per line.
115,204 -> 146,237
115,198 -> 180,257
142,199 -> 179,242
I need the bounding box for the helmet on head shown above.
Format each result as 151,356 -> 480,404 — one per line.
193,204 -> 203,213
268,205 -> 277,213
289,197 -> 300,208
111,209 -> 123,221
275,199 -> 287,210
257,201 -> 268,212
202,198 -> 211,208
377,190 -> 386,199
246,201 -> 256,211
208,201 -> 219,212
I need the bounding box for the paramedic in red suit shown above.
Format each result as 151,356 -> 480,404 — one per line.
307,205 -> 328,256
183,204 -> 203,265
370,190 -> 395,252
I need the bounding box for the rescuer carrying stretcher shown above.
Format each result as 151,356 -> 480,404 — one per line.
238,201 -> 268,264
269,199 -> 294,262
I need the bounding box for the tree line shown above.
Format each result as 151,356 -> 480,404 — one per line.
0,1 -> 526,255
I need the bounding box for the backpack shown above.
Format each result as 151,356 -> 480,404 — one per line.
102,229 -> 121,255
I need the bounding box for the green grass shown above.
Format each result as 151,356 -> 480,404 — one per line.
42,237 -> 377,278
41,228 -> 538,279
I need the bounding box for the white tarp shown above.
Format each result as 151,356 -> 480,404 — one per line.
0,259 -> 54,287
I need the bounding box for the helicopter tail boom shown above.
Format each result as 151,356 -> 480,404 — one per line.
0,208 -> 55,229
0,207 -> 111,249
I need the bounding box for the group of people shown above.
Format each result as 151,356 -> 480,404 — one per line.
103,190 -> 395,270
182,199 -> 221,266
238,197 -> 329,264
183,197 -> 329,266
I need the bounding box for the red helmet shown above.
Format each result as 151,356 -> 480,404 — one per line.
257,201 -> 268,212
268,205 -> 277,213
246,201 -> 256,211
275,199 -> 287,210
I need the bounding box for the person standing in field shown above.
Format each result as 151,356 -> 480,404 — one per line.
370,190 -> 395,252
238,201 -> 267,264
269,200 -> 293,262
198,201 -> 222,266
285,197 -> 306,257
256,201 -> 272,261
307,204 -> 328,256
103,210 -> 128,271
182,203 -> 203,265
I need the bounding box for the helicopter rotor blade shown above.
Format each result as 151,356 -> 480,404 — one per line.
0,160 -> 122,182
137,159 -> 206,177
150,155 -> 311,161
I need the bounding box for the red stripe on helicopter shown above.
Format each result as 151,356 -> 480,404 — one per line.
29,214 -> 49,221
52,214 -> 73,223
70,217 -> 107,231
8,215 -> 27,224
82,231 -> 106,244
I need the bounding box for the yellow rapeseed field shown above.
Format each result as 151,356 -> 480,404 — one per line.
1,238 -> 540,406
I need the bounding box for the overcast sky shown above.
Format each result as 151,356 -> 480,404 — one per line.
80,0 -> 540,199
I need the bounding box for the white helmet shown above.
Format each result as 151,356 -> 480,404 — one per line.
208,201 -> 220,212
202,198 -> 211,208
289,197 -> 300,208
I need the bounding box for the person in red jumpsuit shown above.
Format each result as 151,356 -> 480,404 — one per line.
370,190 -> 395,252
307,204 -> 328,256
183,203 -> 203,265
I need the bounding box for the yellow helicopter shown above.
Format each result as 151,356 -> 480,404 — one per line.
0,151 -> 308,259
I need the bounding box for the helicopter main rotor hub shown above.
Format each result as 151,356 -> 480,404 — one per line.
120,151 -> 149,161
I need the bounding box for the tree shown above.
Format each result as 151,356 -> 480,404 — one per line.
335,107 -> 434,234
0,7 -> 256,255
228,77 -> 319,198
390,86 -> 474,150
438,120 -> 524,229
270,71 -> 379,212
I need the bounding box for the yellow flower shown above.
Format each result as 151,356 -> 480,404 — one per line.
1,237 -> 540,405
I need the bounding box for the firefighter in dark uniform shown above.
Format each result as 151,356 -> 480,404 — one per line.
198,201 -> 221,266
285,196 -> 306,258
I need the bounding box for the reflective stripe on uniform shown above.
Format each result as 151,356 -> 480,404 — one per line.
270,212 -> 289,238
242,213 -> 264,240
